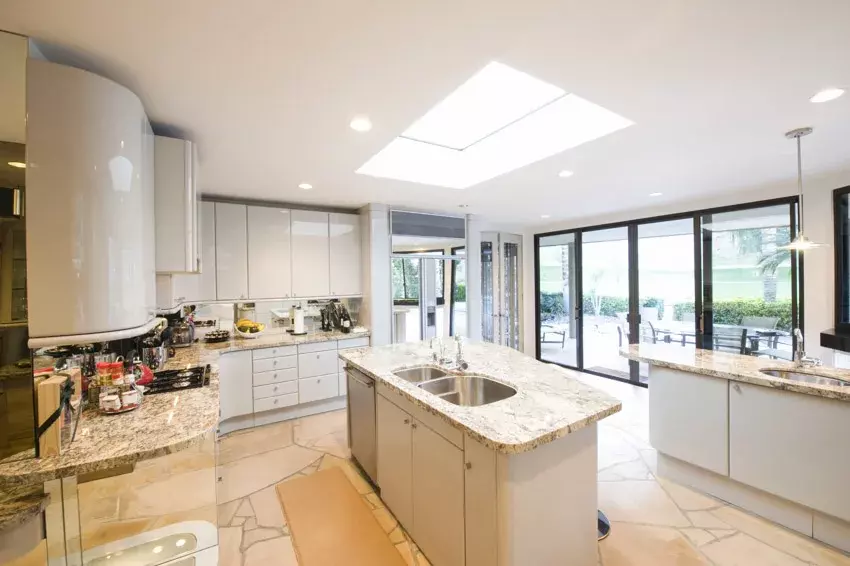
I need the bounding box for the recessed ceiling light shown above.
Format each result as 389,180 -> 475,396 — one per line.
558,170 -> 574,178
649,192 -> 663,197
175,539 -> 186,548
7,161 -> 25,168
458,204 -> 469,208
810,88 -> 844,103
350,115 -> 373,132
356,61 -> 633,189
298,183 -> 313,190
152,546 -> 163,554
541,214 -> 551,219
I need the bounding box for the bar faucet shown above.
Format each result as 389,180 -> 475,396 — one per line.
794,328 -> 821,367
454,335 -> 469,371
429,337 -> 451,365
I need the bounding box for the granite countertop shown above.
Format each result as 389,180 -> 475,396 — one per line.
340,341 -> 621,455
622,344 -> 850,402
0,484 -> 49,534
0,328 -> 370,489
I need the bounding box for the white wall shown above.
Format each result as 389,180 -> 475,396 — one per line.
521,168 -> 850,363
360,204 -> 392,346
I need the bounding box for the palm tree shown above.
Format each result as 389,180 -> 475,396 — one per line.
731,227 -> 791,302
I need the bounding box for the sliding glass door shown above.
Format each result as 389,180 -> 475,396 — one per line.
534,198 -> 800,387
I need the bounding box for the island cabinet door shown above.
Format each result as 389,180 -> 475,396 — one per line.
730,382 -> 850,522
219,351 -> 253,421
376,394 -> 414,531
464,434 -> 498,566
649,367 -> 729,476
412,419 -> 465,566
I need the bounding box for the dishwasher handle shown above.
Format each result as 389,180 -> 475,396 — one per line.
348,368 -> 374,388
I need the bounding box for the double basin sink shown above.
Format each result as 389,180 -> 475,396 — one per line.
392,366 -> 517,407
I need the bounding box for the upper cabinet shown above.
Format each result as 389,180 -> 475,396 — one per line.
198,201 -> 217,301
215,203 -> 249,300
291,210 -> 330,298
329,213 -> 362,296
248,206 -> 292,300
154,136 -> 199,273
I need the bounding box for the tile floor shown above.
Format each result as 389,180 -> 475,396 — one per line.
216,374 -> 850,566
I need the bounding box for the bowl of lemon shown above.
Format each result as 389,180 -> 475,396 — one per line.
234,319 -> 266,339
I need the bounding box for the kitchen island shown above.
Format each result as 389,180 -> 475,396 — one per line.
622,344 -> 850,554
340,341 -> 621,566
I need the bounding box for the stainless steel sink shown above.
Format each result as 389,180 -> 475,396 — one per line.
759,368 -> 850,388
393,366 -> 448,383
418,375 -> 517,407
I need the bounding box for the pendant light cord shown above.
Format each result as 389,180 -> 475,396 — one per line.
796,134 -> 804,235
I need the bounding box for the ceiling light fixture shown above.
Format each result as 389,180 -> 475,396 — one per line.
350,115 -> 372,132
7,161 -> 25,168
541,214 -> 551,219
649,192 -> 662,197
781,127 -> 824,251
298,183 -> 313,190
152,546 -> 163,555
810,88 -> 844,103
558,170 -> 574,178
356,62 -> 633,189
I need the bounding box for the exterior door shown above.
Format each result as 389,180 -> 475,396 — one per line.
481,232 -> 523,349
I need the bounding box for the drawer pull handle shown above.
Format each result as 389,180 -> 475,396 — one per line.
274,399 -> 279,405
317,379 -> 321,383
465,462 -> 472,470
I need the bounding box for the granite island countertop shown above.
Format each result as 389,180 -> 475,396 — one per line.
621,343 -> 850,402
0,328 -> 370,490
340,341 -> 621,454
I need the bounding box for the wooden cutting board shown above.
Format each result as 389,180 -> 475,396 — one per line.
37,375 -> 67,457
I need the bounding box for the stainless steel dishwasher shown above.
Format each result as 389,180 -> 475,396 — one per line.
347,366 -> 377,485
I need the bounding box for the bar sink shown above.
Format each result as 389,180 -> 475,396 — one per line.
759,368 -> 850,388
393,366 -> 448,383
418,375 -> 517,407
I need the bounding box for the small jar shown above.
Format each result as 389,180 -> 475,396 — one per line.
100,394 -> 121,412
96,362 -> 112,387
121,389 -> 139,408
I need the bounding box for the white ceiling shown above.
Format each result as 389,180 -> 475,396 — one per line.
1,0 -> 849,227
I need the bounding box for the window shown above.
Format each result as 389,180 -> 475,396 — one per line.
833,186 -> 850,333
392,251 -> 445,306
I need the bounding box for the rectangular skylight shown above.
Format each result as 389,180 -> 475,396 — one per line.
356,62 -> 634,189
401,62 -> 565,150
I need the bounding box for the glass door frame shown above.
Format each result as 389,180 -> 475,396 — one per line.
534,195 -> 801,388
481,232 -> 523,350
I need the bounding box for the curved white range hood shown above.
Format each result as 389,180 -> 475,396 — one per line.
25,59 -> 156,347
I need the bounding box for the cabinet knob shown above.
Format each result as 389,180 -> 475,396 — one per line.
465,462 -> 472,470
411,423 -> 417,429
733,383 -> 742,393
274,399 -> 279,405
403,418 -> 410,425
318,379 -> 322,383
273,386 -> 278,391
316,355 -> 320,359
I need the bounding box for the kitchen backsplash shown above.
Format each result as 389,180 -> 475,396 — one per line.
194,297 -> 363,331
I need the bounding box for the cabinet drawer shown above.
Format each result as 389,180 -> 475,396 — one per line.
298,350 -> 338,378
254,381 -> 298,400
298,340 -> 337,354
253,355 -> 297,373
338,358 -> 346,373
299,374 -> 339,404
253,367 -> 298,386
254,393 -> 298,413
252,345 -> 297,360
338,336 -> 369,350
338,372 -> 347,396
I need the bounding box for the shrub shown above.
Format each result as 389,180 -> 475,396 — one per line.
673,299 -> 793,331
454,283 -> 466,302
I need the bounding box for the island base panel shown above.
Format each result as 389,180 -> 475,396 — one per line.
498,424 -> 598,566
658,453 -> 850,554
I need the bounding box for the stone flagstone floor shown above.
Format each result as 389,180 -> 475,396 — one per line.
215,374 -> 850,566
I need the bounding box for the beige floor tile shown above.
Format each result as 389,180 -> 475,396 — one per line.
217,444 -> 321,502
218,421 -> 293,465
249,486 -> 287,528
709,529 -> 736,539
395,540 -> 416,566
242,527 -> 281,548
307,428 -> 350,458
701,533 -> 809,565
318,454 -> 374,495
598,480 -> 690,527
243,517 -> 257,531
217,500 -> 240,526
711,506 -> 850,566
598,522 -> 710,565
232,516 -> 246,526
598,458 -> 654,481
366,492 -> 385,509
657,477 -> 722,511
388,525 -> 406,544
598,427 -> 643,471
218,526 -> 242,566
639,449 -> 658,475
122,467 -> 217,517
373,506 -> 399,533
243,535 -> 298,566
687,510 -> 731,530
293,409 -> 347,445
681,527 -> 716,547
235,499 -> 254,518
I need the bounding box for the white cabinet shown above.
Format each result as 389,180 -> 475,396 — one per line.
376,394 -> 414,531
197,201 -> 217,301
464,435 -> 498,566
248,206 -> 292,300
298,350 -> 338,378
649,367 -> 729,475
730,382 -> 850,522
412,419 -> 465,566
329,213 -> 362,296
155,273 -> 198,309
219,351 -> 253,421
298,375 -> 338,404
291,210 -> 329,297
154,136 -> 198,273
215,203 -> 249,300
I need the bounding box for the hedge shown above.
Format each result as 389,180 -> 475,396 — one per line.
541,292 -> 792,330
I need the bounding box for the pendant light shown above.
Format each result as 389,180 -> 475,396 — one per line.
782,127 -> 825,251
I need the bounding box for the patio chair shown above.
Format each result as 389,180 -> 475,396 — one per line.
740,316 -> 780,330
713,327 -> 748,354
640,322 -> 657,344
617,325 -> 628,347
541,323 -> 567,348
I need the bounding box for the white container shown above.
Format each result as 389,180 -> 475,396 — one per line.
100,394 -> 121,412
121,389 -> 140,407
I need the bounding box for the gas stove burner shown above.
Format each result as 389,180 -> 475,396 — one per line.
148,365 -> 210,395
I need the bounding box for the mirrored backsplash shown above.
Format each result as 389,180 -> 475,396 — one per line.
192,297 -> 362,332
